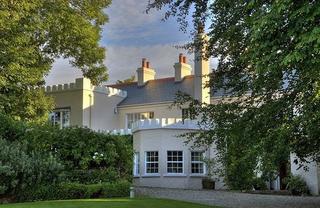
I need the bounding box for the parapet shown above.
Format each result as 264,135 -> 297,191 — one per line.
99,129 -> 132,135
44,78 -> 127,98
131,118 -> 199,133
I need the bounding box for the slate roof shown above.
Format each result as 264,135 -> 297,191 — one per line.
108,75 -> 195,107
108,75 -> 226,107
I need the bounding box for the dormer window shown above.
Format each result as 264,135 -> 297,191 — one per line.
126,112 -> 154,129
49,108 -> 70,129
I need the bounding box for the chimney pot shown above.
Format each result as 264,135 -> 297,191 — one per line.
142,58 -> 147,68
137,58 -> 156,86
183,56 -> 187,64
179,53 -> 183,63
174,53 -> 191,82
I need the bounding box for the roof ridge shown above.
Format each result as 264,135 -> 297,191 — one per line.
108,75 -> 195,88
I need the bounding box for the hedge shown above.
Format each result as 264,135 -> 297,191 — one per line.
17,181 -> 131,202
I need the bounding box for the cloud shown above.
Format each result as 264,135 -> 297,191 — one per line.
45,59 -> 82,86
102,0 -> 188,46
103,0 -> 162,42
104,0 -> 162,30
45,0 -> 218,86
45,44 -> 218,85
105,44 -> 218,84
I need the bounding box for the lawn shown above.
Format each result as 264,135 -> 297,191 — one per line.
0,198 -> 216,208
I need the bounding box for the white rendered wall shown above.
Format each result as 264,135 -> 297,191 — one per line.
133,128 -> 225,189
46,78 -> 126,131
290,154 -> 319,195
46,86 -> 84,127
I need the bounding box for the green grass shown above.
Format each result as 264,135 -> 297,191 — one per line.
0,198 -> 216,208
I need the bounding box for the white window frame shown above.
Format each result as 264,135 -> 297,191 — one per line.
133,152 -> 140,176
49,108 -> 70,129
191,151 -> 206,175
144,151 -> 159,175
166,151 -> 184,174
126,112 -> 154,129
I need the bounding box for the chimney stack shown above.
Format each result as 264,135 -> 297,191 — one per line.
194,31 -> 210,103
137,58 -> 156,86
174,53 -> 192,82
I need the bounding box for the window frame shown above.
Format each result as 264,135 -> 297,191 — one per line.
144,151 -> 159,175
49,108 -> 71,129
126,112 -> 154,129
166,150 -> 184,174
190,151 -> 206,175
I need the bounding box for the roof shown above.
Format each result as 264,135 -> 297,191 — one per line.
108,75 -> 228,107
108,76 -> 195,107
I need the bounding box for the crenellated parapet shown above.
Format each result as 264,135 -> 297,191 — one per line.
131,118 -> 199,133
44,78 -> 127,98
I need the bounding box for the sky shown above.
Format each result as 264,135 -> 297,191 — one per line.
45,0 -> 217,85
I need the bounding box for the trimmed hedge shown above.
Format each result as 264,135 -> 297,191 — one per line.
63,168 -> 120,184
18,181 -> 131,202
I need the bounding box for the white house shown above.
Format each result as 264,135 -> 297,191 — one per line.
45,44 -> 320,195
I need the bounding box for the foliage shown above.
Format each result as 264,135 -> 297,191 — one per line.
17,181 -> 131,202
33,126 -> 133,180
148,0 -> 320,188
251,177 -> 268,191
0,0 -> 111,122
0,114 -> 26,142
116,75 -> 136,84
0,113 -> 133,201
284,175 -> 309,196
17,122 -> 133,182
0,139 -> 63,198
63,169 -> 119,184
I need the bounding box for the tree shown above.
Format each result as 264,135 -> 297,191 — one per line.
148,0 -> 320,188
116,75 -> 136,84
0,0 -> 111,122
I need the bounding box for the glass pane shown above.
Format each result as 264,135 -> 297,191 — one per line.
54,112 -> 61,126
62,111 -> 70,127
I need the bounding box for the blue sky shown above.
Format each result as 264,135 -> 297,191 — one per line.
46,0 -> 217,85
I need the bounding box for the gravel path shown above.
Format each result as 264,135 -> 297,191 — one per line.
134,187 -> 320,208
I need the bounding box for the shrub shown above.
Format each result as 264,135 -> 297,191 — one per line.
0,113 -> 133,202
0,139 -> 63,199
64,168 -> 119,184
26,126 -> 133,182
284,175 -> 309,196
100,181 -> 131,197
251,177 -> 268,190
18,181 -> 131,202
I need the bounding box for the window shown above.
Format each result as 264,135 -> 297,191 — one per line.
167,151 -> 183,174
49,108 -> 70,129
191,152 -> 205,174
145,151 -> 159,174
182,108 -> 196,120
126,112 -> 154,129
133,152 -> 140,176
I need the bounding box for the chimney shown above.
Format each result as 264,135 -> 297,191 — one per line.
174,53 -> 192,82
136,58 -> 156,86
194,31 -> 210,103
